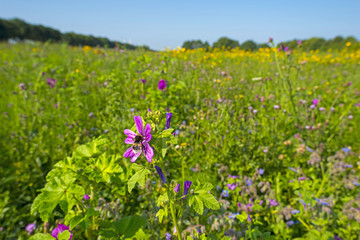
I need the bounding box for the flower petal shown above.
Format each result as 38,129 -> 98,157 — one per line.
143,142 -> 154,163
124,129 -> 137,138
144,123 -> 152,142
134,116 -> 144,135
123,146 -> 135,158
131,152 -> 141,162
125,137 -> 134,144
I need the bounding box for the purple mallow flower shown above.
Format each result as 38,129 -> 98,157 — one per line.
46,78 -> 56,88
158,79 -> 167,90
155,166 -> 167,184
269,199 -> 278,207
174,184 -> 180,193
51,224 -> 73,240
312,99 -> 318,106
123,116 -> 154,163
25,223 -> 36,235
227,183 -> 237,190
83,194 -> 90,200
165,112 -> 172,130
183,181 -> 192,198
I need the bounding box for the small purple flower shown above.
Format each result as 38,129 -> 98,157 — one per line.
312,99 -> 318,106
274,105 -> 280,109
297,40 -> 302,45
227,183 -> 237,190
291,210 -> 300,214
263,149 -> 268,154
141,78 -> 146,84
334,235 -> 342,240
284,46 -> 289,51
259,200 -> 263,205
347,82 -> 352,86
46,78 -> 56,88
319,107 -> 325,111
310,104 -> 316,109
355,103 -> 360,107
88,112 -> 94,118
83,194 -> 90,200
183,180 -> 192,198
166,232 -> 172,240
51,224 -> 72,240
165,112 -> 172,130
258,168 -> 264,175
348,115 -> 353,120
247,214 -> 252,222
158,79 -> 167,90
174,184 -> 180,193
25,223 -> 36,235
155,166 -> 167,184
269,199 -> 278,207
123,116 -> 154,163
18,83 -> 26,90
286,220 -> 294,226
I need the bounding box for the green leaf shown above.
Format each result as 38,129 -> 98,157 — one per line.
29,234 -> 55,240
31,171 -> 84,221
95,154 -> 123,183
188,182 -> 220,215
69,207 -> 98,230
127,164 -> 151,193
99,216 -> 147,239
58,230 -> 71,240
156,208 -> 168,223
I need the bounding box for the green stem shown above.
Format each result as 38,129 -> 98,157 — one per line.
167,189 -> 182,240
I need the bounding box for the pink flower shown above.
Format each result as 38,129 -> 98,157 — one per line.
123,116 -> 154,163
312,99 -> 319,106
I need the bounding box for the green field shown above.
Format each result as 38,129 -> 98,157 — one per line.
0,42 -> 359,239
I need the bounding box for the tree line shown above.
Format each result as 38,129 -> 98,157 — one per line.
182,36 -> 359,51
0,18 -> 150,50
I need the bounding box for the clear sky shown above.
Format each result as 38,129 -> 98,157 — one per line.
1,0 -> 359,50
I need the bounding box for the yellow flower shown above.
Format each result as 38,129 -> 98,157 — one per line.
346,42 -> 352,47
75,69 -> 79,73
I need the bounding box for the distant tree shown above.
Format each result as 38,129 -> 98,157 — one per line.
277,39 -> 298,50
182,40 -> 209,49
302,37 -> 326,51
213,37 -> 240,49
240,40 -> 258,51
257,43 -> 270,49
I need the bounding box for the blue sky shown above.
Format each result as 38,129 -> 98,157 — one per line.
1,0 -> 359,50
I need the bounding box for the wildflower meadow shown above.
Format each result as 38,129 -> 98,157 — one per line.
0,40 -> 359,240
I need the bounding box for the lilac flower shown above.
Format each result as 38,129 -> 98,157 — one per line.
166,232 -> 171,240
297,40 -> 302,45
246,179 -> 253,186
312,99 -> 318,106
229,212 -> 239,219
348,115 -> 353,120
83,194 -> 90,200
88,112 -> 94,118
269,199 -> 278,207
247,214 -> 252,222
25,223 -> 36,235
174,184 -> 180,193
158,79 -> 167,90
259,200 -> 263,205
334,235 -> 342,240
155,166 -> 167,184
18,83 -> 26,90
319,107 -> 325,111
286,220 -> 295,226
355,103 -> 360,107
46,78 -> 56,88
141,78 -> 146,84
341,147 -> 351,153
51,224 -> 72,240
274,105 -> 280,109
183,180 -> 192,198
263,149 -> 268,154
227,183 -> 237,190
123,116 -> 154,163
165,112 -> 172,129
310,104 -> 316,109
258,168 -> 264,175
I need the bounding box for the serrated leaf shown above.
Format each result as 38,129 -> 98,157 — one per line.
189,182 -> 219,215
29,234 -> 55,240
100,216 -> 147,238
31,172 -> 84,221
95,154 -> 123,183
58,230 -> 71,240
189,195 -> 204,215
127,164 -> 151,193
156,208 -> 167,223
